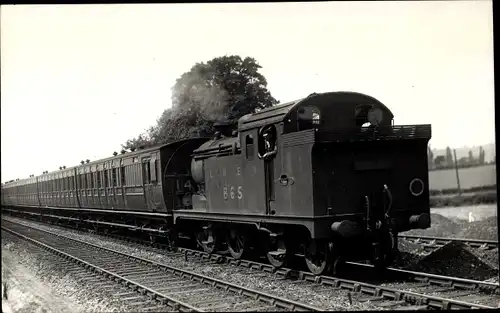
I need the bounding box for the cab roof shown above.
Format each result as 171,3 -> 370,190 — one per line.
237,91 -> 394,131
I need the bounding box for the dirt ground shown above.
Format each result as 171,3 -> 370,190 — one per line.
2,247 -> 81,313
1,234 -> 131,313
431,204 -> 497,224
399,207 -> 499,281
405,207 -> 498,241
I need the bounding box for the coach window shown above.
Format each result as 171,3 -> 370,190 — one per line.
121,166 -> 127,186
85,173 -> 89,189
112,168 -> 117,186
96,171 -> 102,188
89,172 -> 94,189
104,170 -> 109,187
149,158 -> 157,182
245,134 -> 254,160
142,159 -> 151,184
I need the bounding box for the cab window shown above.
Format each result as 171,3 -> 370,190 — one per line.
297,105 -> 321,130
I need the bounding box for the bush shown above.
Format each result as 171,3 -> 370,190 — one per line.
430,192 -> 497,208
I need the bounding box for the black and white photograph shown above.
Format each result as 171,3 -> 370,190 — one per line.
1,1 -> 498,312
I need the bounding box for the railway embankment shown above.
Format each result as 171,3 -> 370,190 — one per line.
1,236 -> 128,313
403,212 -> 498,241
400,212 -> 498,281
395,240 -> 498,280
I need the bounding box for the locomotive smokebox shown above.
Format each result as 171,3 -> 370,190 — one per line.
331,220 -> 361,237
409,213 -> 431,229
191,159 -> 205,184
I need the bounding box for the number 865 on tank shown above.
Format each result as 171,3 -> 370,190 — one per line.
223,185 -> 243,200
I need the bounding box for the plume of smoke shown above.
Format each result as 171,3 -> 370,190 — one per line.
171,66 -> 230,124
196,84 -> 229,123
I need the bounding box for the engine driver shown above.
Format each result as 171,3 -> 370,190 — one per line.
259,127 -> 277,160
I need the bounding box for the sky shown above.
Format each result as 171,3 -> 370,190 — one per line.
1,2 -> 495,183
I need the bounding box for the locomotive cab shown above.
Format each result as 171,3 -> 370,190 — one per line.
278,92 -> 432,269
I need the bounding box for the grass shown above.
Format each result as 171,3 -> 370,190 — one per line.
430,191 -> 497,208
429,164 -> 496,191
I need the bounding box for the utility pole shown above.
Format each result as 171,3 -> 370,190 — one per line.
453,149 -> 461,195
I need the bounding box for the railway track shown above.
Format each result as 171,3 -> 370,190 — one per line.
3,215 -> 499,310
399,235 -> 498,251
1,219 -> 323,312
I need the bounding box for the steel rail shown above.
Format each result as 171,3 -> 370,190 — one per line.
3,215 -> 498,310
400,235 -> 498,250
5,207 -> 497,249
1,219 -> 324,312
1,225 -> 201,312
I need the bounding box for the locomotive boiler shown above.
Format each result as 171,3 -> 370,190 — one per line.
1,91 -> 432,275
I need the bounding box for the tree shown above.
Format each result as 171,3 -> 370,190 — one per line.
427,145 -> 434,169
171,55 -> 278,123
479,146 -> 485,165
434,155 -> 446,167
122,55 -> 278,150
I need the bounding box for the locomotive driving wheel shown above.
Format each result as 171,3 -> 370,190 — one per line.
305,239 -> 332,275
227,229 -> 246,259
196,225 -> 217,254
266,236 -> 291,268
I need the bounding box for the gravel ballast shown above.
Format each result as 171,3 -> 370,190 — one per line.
1,232 -> 132,313
2,217 -> 392,311
4,214 -> 500,310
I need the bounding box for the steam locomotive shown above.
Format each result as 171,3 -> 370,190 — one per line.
1,91 -> 432,275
